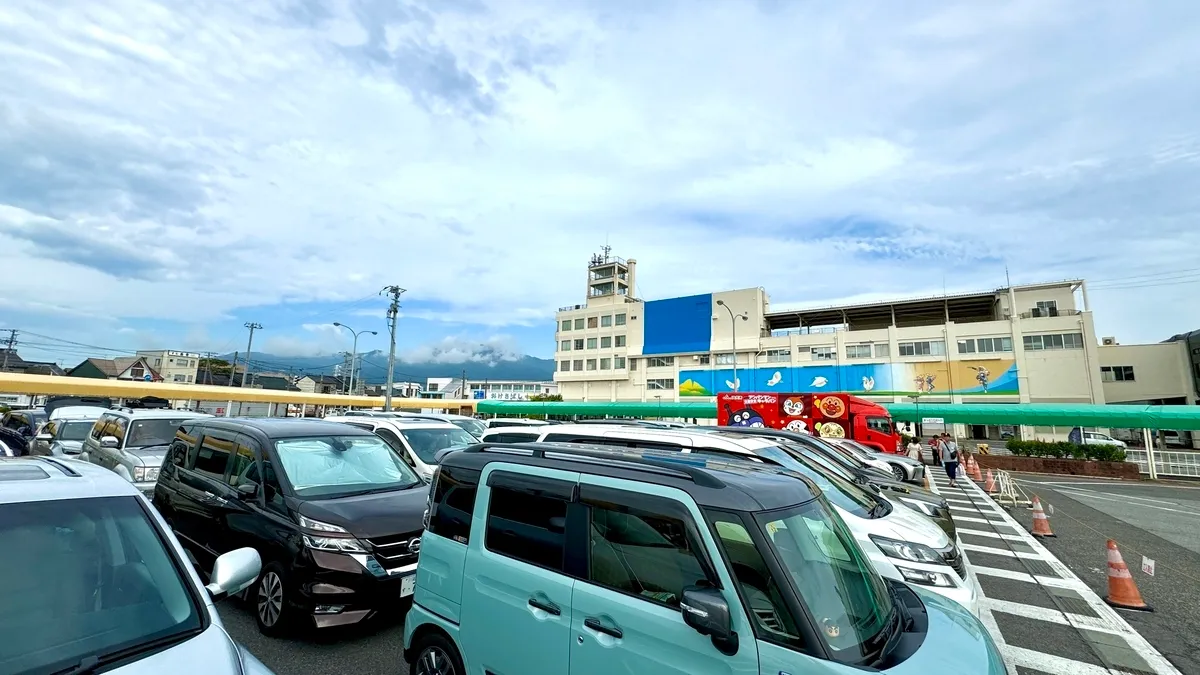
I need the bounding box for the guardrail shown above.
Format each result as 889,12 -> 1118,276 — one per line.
1125,449 -> 1200,479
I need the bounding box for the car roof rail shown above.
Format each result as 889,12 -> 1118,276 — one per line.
460,442 -> 726,489
35,457 -> 81,477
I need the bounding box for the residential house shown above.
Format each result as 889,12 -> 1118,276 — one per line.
0,349 -> 66,376
296,374 -> 345,395
68,357 -> 163,382
136,350 -> 201,384
364,381 -> 423,398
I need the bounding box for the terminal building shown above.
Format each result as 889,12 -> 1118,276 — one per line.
553,254 -> 1197,435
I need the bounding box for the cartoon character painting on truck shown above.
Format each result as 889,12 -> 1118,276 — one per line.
718,392 -> 902,453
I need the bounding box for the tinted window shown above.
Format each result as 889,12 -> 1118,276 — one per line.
485,473 -> 571,571
429,465 -> 479,544
488,432 -> 541,443
126,419 -> 189,449
451,418 -> 486,438
0,496 -> 203,675
194,433 -> 234,481
586,495 -> 710,608
226,434 -> 258,488
57,420 -> 95,442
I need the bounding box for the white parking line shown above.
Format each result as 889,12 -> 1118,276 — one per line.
972,564 -> 1090,591
953,515 -> 1011,526
960,542 -> 1044,560
1037,486 -> 1198,515
1006,646 -> 1116,675
956,528 -> 1028,542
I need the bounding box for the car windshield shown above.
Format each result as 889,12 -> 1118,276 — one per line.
841,440 -> 880,456
777,441 -> 859,483
451,418 -> 486,438
0,496 -> 203,675
755,500 -> 895,663
398,427 -> 479,463
127,419 -> 190,449
757,446 -> 880,518
274,435 -> 421,498
58,420 -> 96,442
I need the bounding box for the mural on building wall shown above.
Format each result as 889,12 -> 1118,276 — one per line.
678,359 -> 1018,397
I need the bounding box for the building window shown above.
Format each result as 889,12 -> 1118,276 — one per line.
898,340 -> 945,357
574,339 -> 584,350
811,346 -> 835,361
600,358 -> 611,370
715,353 -> 736,366
957,340 -> 976,354
1100,366 -> 1135,382
874,343 -> 890,358
573,360 -> 583,371
1035,300 -> 1058,316
130,367 -> 145,380
186,375 -> 193,382
698,355 -> 710,365
561,340 -> 571,351
561,320 -> 571,331
615,335 -> 626,347
614,357 -> 626,369
615,313 -> 626,326
647,356 -> 674,368
587,338 -> 598,349
173,374 -> 187,382
630,358 -> 637,371
587,316 -> 598,329
560,361 -> 570,372
762,349 -> 791,363
574,318 -> 584,330
1023,333 -> 1084,351
601,336 -> 612,348
976,337 -> 1013,353
587,359 -> 597,371
647,378 -> 675,390
846,344 -> 872,359
601,315 -> 613,327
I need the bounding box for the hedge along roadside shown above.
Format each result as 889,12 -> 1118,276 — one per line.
1005,439 -> 1128,463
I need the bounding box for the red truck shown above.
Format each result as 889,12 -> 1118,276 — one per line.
717,392 -> 902,454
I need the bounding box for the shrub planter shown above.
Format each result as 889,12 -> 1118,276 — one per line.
977,454 -> 1140,479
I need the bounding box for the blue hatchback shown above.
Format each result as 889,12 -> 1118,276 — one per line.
403,442 -> 1005,675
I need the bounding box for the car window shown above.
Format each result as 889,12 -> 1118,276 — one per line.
126,418 -> 189,450
273,435 -> 421,498
429,464 -> 480,544
585,493 -> 711,609
0,496 -> 203,675
484,472 -> 572,571
373,428 -> 418,469
452,418 -> 486,438
397,427 -> 478,463
226,434 -> 258,488
487,432 -> 541,443
260,459 -> 287,512
193,433 -> 234,481
57,420 -> 96,442
865,417 -> 892,434
110,417 -> 129,445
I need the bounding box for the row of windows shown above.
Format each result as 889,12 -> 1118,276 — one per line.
1101,365 -> 1135,382
561,313 -> 628,331
1024,332 -> 1084,351
560,335 -> 627,351
898,340 -> 945,357
559,356 -> 628,372
957,336 -> 1014,354
471,383 -> 544,392
171,374 -> 195,383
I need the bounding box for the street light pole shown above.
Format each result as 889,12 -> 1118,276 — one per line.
715,300 -> 749,392
333,323 -> 377,399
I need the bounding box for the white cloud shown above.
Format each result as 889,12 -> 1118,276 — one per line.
0,0 -> 1198,347
401,334 -> 524,364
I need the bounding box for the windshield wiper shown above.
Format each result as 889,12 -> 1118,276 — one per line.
54,628 -> 201,674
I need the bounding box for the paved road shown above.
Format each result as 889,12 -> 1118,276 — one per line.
222,599 -> 410,675
1013,475 -> 1200,674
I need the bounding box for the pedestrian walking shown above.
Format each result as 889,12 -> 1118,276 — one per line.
929,436 -> 943,466
940,433 -> 960,486
906,437 -> 923,462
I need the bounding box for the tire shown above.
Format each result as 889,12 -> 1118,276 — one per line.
890,463 -> 907,482
254,562 -> 293,637
412,631 -> 466,675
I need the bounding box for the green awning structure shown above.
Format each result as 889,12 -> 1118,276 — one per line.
883,402 -> 1200,430
477,399 -> 1200,429
476,400 -> 719,418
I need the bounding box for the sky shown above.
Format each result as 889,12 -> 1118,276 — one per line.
2,0 -> 1199,369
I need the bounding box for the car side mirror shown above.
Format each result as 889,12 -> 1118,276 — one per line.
237,483 -> 258,499
681,587 -> 738,654
205,547 -> 261,602
36,433 -> 53,442
100,436 -> 120,449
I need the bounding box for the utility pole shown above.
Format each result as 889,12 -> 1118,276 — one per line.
228,352 -> 238,387
381,285 -> 406,411
240,323 -> 262,388
1,329 -> 16,371
462,368 -> 468,399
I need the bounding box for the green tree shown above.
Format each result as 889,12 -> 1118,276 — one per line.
198,357 -> 233,376
529,393 -> 563,402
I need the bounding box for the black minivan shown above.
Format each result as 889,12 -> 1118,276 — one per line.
153,418 -> 429,636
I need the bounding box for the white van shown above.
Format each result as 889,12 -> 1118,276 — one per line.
326,416 -> 478,481
482,424 -> 979,615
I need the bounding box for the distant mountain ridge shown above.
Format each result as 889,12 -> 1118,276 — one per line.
222,349 -> 555,383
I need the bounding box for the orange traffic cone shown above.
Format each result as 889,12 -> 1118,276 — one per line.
1104,540 -> 1152,611
970,458 -> 983,482
1030,497 -> 1055,537
985,469 -> 996,494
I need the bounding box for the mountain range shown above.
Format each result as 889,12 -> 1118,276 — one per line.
222,348 -> 556,384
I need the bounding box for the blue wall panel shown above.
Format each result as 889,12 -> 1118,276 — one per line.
642,294 -> 713,355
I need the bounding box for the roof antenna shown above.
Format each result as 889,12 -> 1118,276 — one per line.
1005,265 -> 1012,288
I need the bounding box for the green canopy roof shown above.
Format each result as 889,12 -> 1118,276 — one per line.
477,399 -> 1200,429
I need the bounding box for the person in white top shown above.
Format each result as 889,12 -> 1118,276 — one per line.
906,438 -> 923,462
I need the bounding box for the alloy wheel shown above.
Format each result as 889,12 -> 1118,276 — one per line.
891,464 -> 907,482
416,647 -> 456,675
257,571 -> 283,627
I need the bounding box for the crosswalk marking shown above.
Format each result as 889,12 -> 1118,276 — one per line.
984,598 -> 1126,636
961,542 -> 1044,560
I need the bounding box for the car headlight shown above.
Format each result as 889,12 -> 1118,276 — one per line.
869,535 -> 945,564
897,566 -> 955,587
133,466 -> 160,482
299,515 -> 368,553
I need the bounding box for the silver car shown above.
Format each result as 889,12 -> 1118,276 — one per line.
31,411 -> 104,457
832,438 -> 926,484
84,409 -> 211,495
0,456 -> 272,675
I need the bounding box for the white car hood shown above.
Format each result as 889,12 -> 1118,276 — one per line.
836,497 -> 950,549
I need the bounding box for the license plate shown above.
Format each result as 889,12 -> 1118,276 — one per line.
400,574 -> 415,598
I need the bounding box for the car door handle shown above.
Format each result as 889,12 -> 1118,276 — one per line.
584,617 -> 623,639
528,597 -> 561,616
200,492 -> 227,506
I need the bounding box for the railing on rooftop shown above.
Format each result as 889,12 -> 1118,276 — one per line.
1018,309 -> 1082,319
770,326 -> 847,337
588,255 -> 628,268
558,304 -> 586,312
